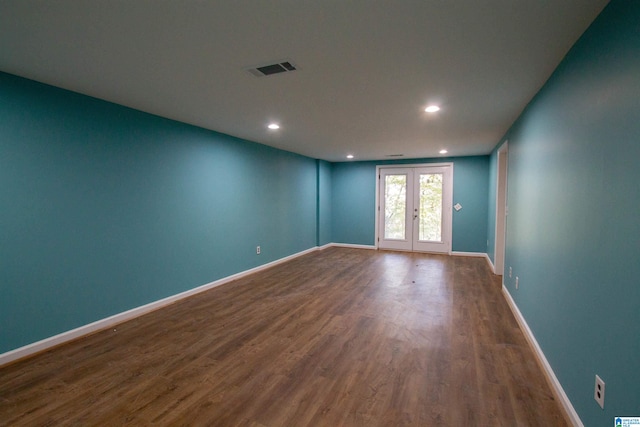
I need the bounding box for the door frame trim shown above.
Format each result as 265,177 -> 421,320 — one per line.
494,143 -> 508,275
375,163 -> 454,253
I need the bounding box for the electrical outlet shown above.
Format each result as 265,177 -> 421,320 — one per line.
515,276 -> 519,289
256,246 -> 261,255
509,267 -> 512,278
594,375 -> 605,409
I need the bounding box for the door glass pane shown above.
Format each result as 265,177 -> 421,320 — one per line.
419,173 -> 443,241
384,174 -> 407,239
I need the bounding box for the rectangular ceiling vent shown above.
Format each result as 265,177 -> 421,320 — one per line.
247,60 -> 297,77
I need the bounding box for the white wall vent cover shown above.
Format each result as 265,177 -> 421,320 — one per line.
247,60 -> 297,77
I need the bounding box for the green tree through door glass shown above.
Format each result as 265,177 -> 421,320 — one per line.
419,173 -> 443,241
384,175 -> 406,239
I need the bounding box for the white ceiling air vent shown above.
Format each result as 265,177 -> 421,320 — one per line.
247,60 -> 297,77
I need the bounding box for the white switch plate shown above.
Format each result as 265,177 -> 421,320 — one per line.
454,203 -> 462,211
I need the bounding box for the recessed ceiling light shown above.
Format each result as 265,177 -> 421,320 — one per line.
439,149 -> 448,154
268,123 -> 280,130
425,105 -> 440,113
346,154 -> 354,159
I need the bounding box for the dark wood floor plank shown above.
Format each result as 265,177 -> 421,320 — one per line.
0,248 -> 568,426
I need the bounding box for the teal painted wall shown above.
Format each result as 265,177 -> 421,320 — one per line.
491,1 -> 640,423
331,157 -> 489,252
0,72 -> 318,354
317,160 -> 332,246
449,156 -> 489,253
331,162 -> 376,245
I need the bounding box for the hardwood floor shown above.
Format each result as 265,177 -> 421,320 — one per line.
0,248 -> 568,426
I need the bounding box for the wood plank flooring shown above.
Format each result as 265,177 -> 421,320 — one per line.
0,248 -> 568,426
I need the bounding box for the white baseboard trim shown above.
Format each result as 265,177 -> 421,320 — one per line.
0,246 -> 320,368
486,255 -> 496,273
451,251 -> 494,271
328,243 -> 377,250
451,251 -> 486,257
501,286 -> 583,427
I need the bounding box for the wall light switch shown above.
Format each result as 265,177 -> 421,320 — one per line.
454,203 -> 462,211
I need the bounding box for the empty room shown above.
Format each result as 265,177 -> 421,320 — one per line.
0,1 -> 638,426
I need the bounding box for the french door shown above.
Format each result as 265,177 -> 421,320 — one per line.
377,165 -> 452,253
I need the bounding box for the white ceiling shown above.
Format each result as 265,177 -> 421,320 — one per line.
0,0 -> 609,162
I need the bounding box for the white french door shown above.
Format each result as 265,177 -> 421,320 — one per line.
377,164 -> 452,253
